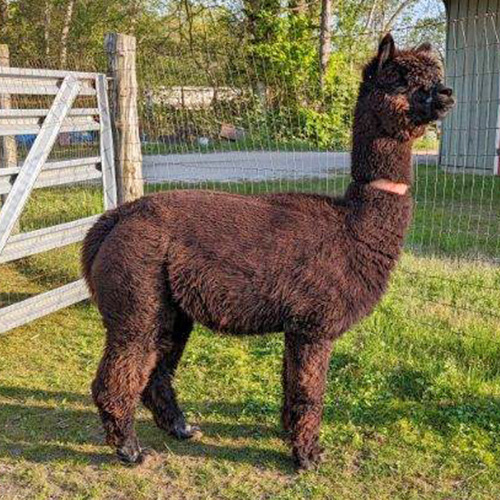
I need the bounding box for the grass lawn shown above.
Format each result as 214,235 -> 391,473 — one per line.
141,136 -> 321,155
140,131 -> 438,156
0,165 -> 499,499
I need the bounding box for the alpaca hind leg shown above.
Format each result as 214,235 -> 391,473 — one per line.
141,312 -> 200,439
92,340 -> 158,464
285,333 -> 333,470
281,333 -> 296,435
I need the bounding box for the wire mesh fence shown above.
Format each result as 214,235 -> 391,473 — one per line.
132,11 -> 499,350
0,8 -> 498,342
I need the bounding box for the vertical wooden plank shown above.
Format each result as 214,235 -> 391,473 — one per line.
96,74 -> 118,209
453,0 -> 472,170
0,45 -> 19,233
487,0 -> 500,174
475,0 -> 488,172
466,0 -> 480,171
0,46 -> 17,171
457,0 -> 471,170
0,75 -> 81,254
441,0 -> 460,170
105,33 -> 144,205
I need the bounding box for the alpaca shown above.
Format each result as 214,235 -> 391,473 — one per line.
82,34 -> 455,469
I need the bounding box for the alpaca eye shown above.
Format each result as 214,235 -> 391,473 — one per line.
395,76 -> 409,93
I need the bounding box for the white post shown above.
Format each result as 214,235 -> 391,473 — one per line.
0,45 -> 19,232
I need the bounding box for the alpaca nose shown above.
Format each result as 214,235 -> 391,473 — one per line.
436,84 -> 453,97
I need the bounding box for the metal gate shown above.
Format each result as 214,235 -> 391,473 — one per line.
0,67 -> 117,334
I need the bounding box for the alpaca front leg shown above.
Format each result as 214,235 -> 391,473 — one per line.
285,334 -> 333,470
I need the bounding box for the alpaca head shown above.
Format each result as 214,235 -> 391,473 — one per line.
357,33 -> 455,140
352,33 -> 455,185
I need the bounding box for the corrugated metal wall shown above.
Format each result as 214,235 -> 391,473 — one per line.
440,0 -> 500,174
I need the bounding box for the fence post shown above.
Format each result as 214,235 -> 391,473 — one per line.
104,33 -> 143,204
0,44 -> 19,233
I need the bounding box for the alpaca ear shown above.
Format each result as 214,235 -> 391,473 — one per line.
377,33 -> 396,72
416,42 -> 432,52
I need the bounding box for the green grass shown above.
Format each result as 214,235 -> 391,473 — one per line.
142,133 -> 437,156
414,133 -> 439,152
0,165 -> 499,499
142,136 -> 323,155
410,164 -> 500,259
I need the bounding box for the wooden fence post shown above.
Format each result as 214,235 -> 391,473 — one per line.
104,33 -> 143,204
0,44 -> 19,233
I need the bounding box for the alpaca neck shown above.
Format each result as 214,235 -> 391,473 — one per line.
342,181 -> 412,307
351,110 -> 414,185
344,114 -> 415,262
344,182 -> 412,241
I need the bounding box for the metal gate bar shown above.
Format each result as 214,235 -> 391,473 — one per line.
0,280 -> 89,333
0,67 -> 117,334
0,75 -> 82,253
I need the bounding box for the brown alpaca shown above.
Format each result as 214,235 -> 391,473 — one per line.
82,34 -> 454,469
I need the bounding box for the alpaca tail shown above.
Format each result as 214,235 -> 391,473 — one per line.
81,208 -> 121,299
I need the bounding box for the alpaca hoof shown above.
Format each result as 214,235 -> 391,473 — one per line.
116,442 -> 149,465
136,448 -> 157,466
294,445 -> 325,471
171,423 -> 202,440
117,446 -> 156,466
117,445 -> 141,465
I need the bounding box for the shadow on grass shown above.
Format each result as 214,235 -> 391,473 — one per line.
9,255 -> 80,292
0,385 -> 291,471
1,371 -> 499,470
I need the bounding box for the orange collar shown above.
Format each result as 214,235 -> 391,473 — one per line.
369,179 -> 409,195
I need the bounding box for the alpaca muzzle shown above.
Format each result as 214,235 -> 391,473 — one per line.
431,83 -> 455,119
412,83 -> 455,124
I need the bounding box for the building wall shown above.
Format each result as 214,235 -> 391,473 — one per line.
440,0 -> 500,174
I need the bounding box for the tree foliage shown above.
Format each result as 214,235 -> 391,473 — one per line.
0,0 -> 445,149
